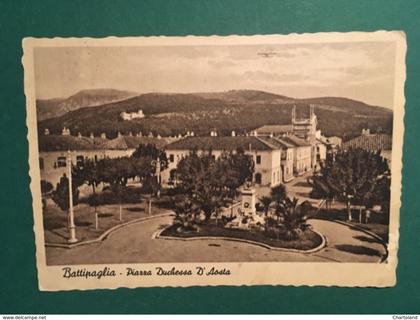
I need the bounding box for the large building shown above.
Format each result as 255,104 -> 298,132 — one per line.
258,136 -> 295,182
163,136 -> 285,187
342,130 -> 392,163
38,133 -> 174,187
280,135 -> 313,175
119,109 -> 145,121
253,104 -> 326,172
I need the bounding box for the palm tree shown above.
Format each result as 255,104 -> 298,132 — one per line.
258,196 -> 272,229
270,184 -> 287,204
173,196 -> 201,232
280,197 -> 309,241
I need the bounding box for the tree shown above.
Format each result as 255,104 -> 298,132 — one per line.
101,157 -> 137,221
132,143 -> 169,210
172,195 -> 201,232
72,158 -> 104,229
215,148 -> 254,197
176,151 -> 223,222
51,173 -> 81,227
41,180 -> 53,195
40,180 -> 53,209
271,184 -> 287,205
141,175 -> 159,215
132,143 -> 168,166
258,196 -> 272,228
310,148 -> 390,221
307,175 -> 335,210
277,197 -> 310,240
176,149 -> 254,223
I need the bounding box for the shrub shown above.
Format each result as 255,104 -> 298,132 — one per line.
85,186 -> 143,205
172,196 -> 202,232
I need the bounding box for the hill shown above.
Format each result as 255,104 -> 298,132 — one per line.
194,89 -> 294,104
36,88 -> 137,121
38,90 -> 393,139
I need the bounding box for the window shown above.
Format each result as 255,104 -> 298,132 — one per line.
39,157 -> 44,170
169,154 -> 175,163
76,155 -> 84,167
256,155 -> 261,164
57,156 -> 66,168
94,155 -> 98,163
255,173 -> 262,184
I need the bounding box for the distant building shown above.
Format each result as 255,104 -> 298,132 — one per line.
254,124 -> 293,137
258,136 -> 295,182
253,105 -> 328,171
120,109 -> 145,121
163,136 -> 284,187
315,139 -> 327,166
61,127 -> 70,136
38,134 -> 176,188
280,135 -> 312,175
326,136 -> 342,148
342,131 -> 392,163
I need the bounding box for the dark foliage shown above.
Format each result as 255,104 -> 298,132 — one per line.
40,180 -> 53,195
38,91 -> 393,139
267,197 -> 310,241
309,148 -> 390,215
51,173 -> 81,212
161,222 -> 322,250
176,149 -> 254,222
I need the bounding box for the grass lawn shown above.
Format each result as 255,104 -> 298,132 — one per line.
160,224 -> 323,251
312,208 -> 389,243
43,200 -> 166,245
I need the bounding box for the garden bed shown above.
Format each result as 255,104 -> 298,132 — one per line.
160,223 -> 323,251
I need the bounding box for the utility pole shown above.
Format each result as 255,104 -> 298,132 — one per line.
151,156 -> 166,198
67,150 -> 78,243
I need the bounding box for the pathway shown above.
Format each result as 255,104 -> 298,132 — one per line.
45,215 -> 387,265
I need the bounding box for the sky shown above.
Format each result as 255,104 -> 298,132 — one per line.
34,41 -> 396,108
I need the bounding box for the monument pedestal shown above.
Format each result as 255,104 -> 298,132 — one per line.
241,187 -> 256,216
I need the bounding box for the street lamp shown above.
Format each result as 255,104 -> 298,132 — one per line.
67,150 -> 78,243
344,193 -> 354,221
151,156 -> 166,198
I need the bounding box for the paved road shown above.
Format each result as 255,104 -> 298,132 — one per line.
46,215 -> 387,265
255,172 -> 319,205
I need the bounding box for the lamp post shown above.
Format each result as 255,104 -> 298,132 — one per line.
67,150 -> 78,243
344,193 -> 354,221
151,156 -> 166,198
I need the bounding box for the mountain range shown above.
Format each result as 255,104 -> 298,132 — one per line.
37,89 -> 393,140
36,89 -> 137,121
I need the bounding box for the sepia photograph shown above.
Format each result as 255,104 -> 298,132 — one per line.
23,32 -> 406,290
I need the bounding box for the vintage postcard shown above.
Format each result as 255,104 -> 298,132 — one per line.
23,31 -> 406,291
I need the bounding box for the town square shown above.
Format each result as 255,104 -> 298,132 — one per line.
22,32 -> 405,289
39,104 -> 391,265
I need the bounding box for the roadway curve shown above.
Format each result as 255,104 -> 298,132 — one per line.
45,216 -> 387,265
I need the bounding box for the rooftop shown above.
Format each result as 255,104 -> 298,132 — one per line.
254,124 -> 293,135
165,136 -> 280,151
281,135 -> 312,147
343,134 -> 392,151
257,136 -> 295,149
38,135 -> 174,152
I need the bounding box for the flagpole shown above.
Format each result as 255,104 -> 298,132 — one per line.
67,150 -> 78,243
